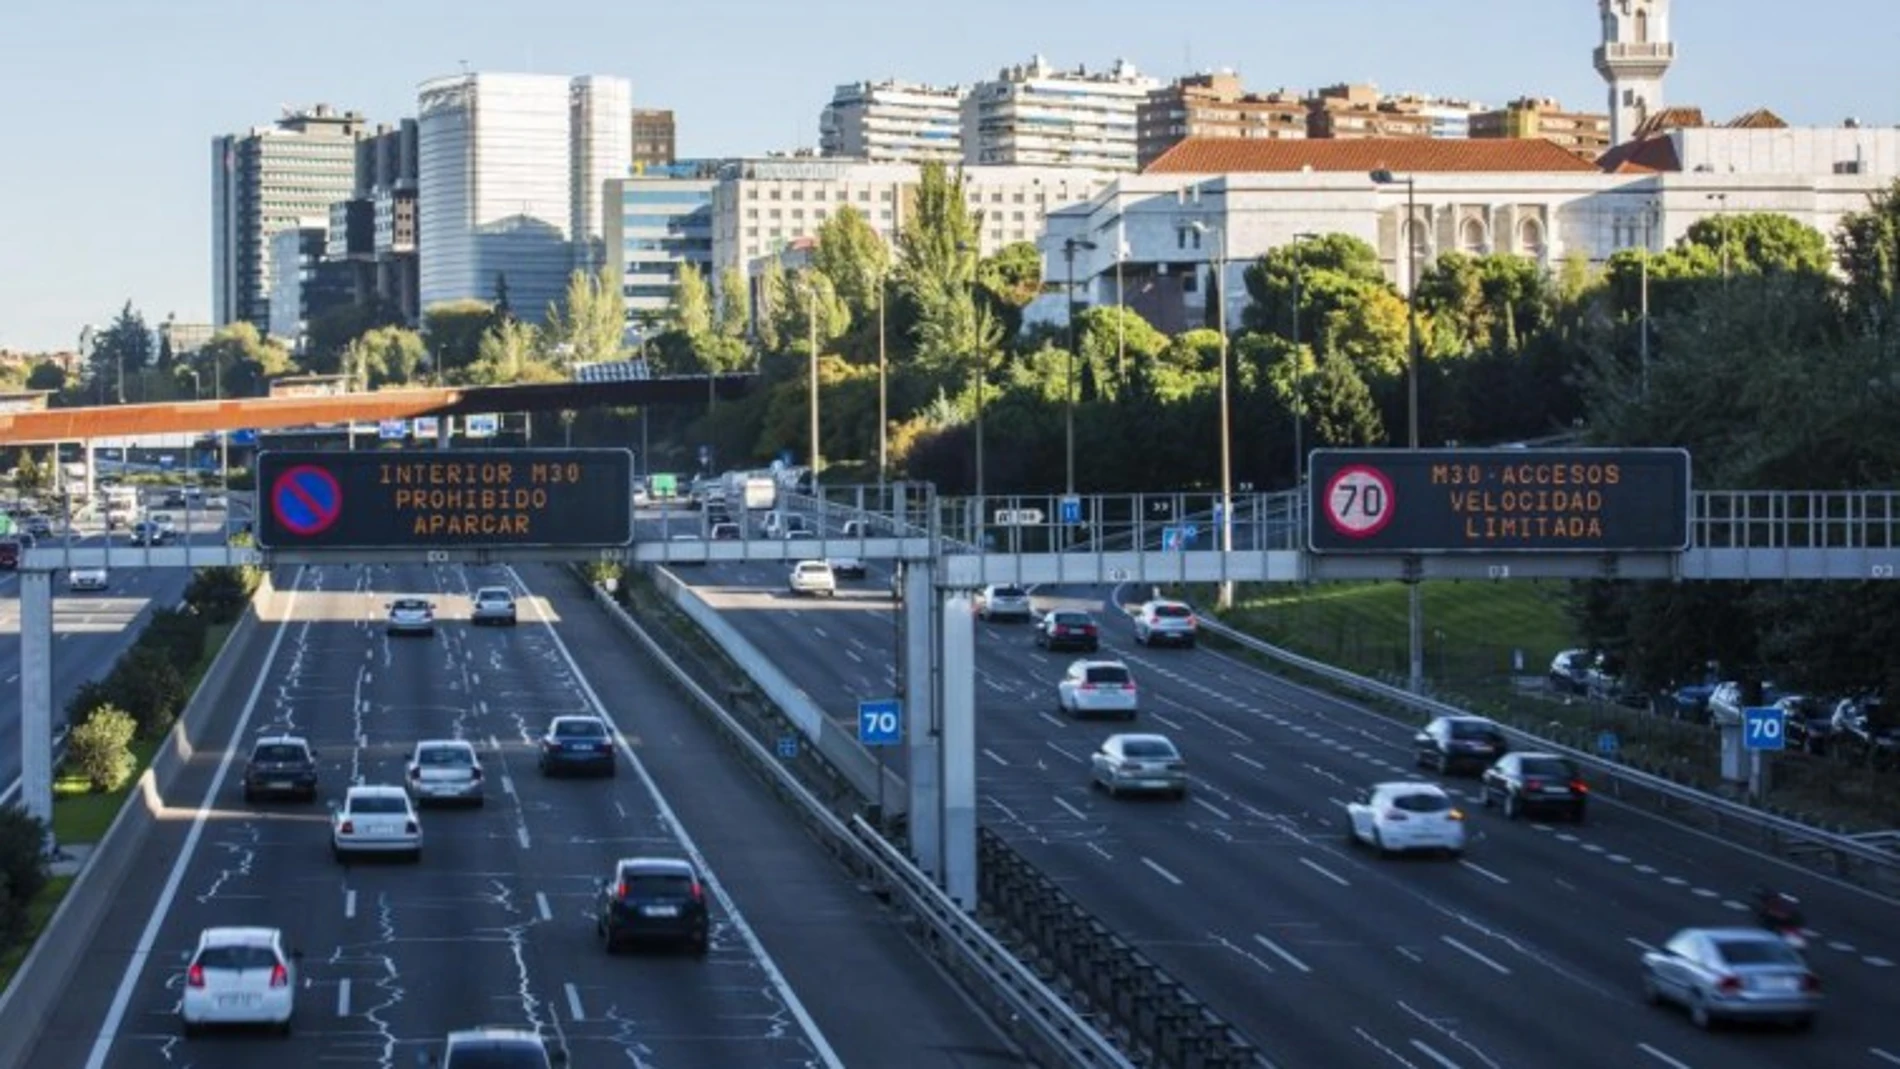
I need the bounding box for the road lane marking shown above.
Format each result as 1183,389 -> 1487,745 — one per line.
1867,956 -> 1895,968
344,890 -> 356,919
337,978 -> 351,1017
536,892 -> 553,922
1044,740 -> 1081,763
1252,933 -> 1312,974
1053,796 -> 1089,820
1299,858 -> 1350,887
1231,752 -> 1267,771
1410,1040 -> 1463,1069
564,982 -> 585,1022
1637,1043 -> 1693,1068
1192,796 -> 1231,820
1458,860 -> 1509,885
1141,857 -> 1184,886
1150,712 -> 1183,730
1627,937 -> 1656,952
1440,935 -> 1511,975
981,747 -> 1010,766
1086,842 -> 1114,861
844,648 -> 862,664
83,566 -> 306,1069
501,775 -> 516,797
516,826 -> 531,849
1871,1049 -> 1900,1066
1037,712 -> 1065,728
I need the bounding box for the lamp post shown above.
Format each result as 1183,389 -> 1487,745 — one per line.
876,264 -> 889,490
1290,231 -> 1319,489
956,240 -> 986,502
1061,236 -> 1098,495
1639,206 -> 1656,396
806,276 -> 821,498
1190,221 -> 1235,611
1371,169 -> 1426,696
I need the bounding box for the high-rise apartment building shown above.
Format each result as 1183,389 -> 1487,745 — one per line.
1137,72 -> 1306,171
1472,98 -> 1612,159
1306,84 -> 1434,140
632,109 -> 677,169
267,226 -> 352,352
963,56 -> 1158,171
820,80 -> 967,164
416,72 -> 631,322
212,104 -> 368,331
328,120 -> 420,323
604,166 -> 716,340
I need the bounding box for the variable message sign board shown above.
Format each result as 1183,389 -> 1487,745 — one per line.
256,449 -> 634,550
1307,448 -> 1691,554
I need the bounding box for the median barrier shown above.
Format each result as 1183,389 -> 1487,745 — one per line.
0,571 -> 281,1067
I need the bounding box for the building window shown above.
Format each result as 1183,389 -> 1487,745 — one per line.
880,209 -> 892,220
746,208 -> 758,220
858,190 -> 871,201
1519,218 -> 1546,259
1459,218 -> 1486,254
770,189 -> 782,200
746,227 -> 759,238
880,190 -> 894,201
790,189 -> 803,200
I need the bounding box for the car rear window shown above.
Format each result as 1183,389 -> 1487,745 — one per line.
1085,666 -> 1131,685
419,747 -> 473,766
1121,740 -> 1178,759
1154,604 -> 1192,619
444,1049 -> 550,1069
623,873 -> 695,896
1449,721 -> 1500,740
1714,939 -> 1802,966
478,591 -> 511,603
350,795 -> 408,814
196,945 -> 279,970
993,586 -> 1026,597
1519,758 -> 1574,778
253,744 -> 307,763
1051,612 -> 1091,626
555,720 -> 607,738
1389,792 -> 1452,813
393,599 -> 428,611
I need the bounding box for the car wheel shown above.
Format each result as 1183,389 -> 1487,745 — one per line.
1346,818 -> 1359,845
1183,638 -> 1196,649
1172,787 -> 1188,801
1415,749 -> 1431,769
1374,829 -> 1394,858
243,786 -> 255,804
332,845 -> 345,864
1479,785 -> 1495,808
601,924 -> 618,955
1690,993 -> 1713,1030
409,849 -> 422,864
278,1018 -> 292,1037
1791,1014 -> 1815,1032
1503,792 -> 1520,820
691,933 -> 709,958
605,764 -> 618,778
180,1018 -> 198,1039
1641,972 -> 1662,1006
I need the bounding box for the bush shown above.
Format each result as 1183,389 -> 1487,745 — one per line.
0,808 -> 48,946
136,605 -> 207,667
106,649 -> 189,739
65,706 -> 137,793
63,679 -> 113,729
184,566 -> 259,625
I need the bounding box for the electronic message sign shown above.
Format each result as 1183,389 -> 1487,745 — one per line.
1307,448 -> 1691,554
256,449 -> 634,550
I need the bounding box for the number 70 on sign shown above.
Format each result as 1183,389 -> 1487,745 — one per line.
858,699 -> 903,746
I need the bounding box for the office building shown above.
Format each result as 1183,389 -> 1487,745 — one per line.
820,79 -> 967,164
604,166 -> 716,339
1473,98 -> 1612,160
1389,93 -> 1489,140
416,72 -> 631,322
1595,0 -> 1676,146
1137,73 -> 1305,171
632,109 -> 677,169
1306,84 -> 1434,140
212,104 -> 369,331
963,55 -> 1158,171
327,120 -> 420,323
267,226 -> 353,352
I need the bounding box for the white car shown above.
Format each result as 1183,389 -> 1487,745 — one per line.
68,567 -> 108,592
178,926 -> 298,1037
469,586 -> 517,626
977,584 -> 1034,621
431,1026 -> 568,1067
332,784 -> 422,862
1133,599 -> 1199,648
1057,659 -> 1139,720
386,597 -> 436,637
1346,782 -> 1467,858
1091,733 -> 1188,799
789,560 -> 837,597
405,740 -> 485,806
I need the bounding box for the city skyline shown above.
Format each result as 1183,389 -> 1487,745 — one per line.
3,0 -> 1896,351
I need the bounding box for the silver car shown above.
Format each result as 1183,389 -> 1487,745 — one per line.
469,586 -> 517,626
1641,927 -> 1820,1029
1091,733 -> 1187,799
385,597 -> 436,637
1057,659 -> 1139,720
405,740 -> 484,806
977,584 -> 1033,622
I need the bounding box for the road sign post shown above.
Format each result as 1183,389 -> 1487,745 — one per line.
1742,705 -> 1785,802
858,698 -> 903,823
1058,495 -> 1082,525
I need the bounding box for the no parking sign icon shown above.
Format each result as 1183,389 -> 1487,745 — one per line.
271,464 -> 343,537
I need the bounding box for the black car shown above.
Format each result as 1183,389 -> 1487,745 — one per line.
538,716 -> 617,777
595,857 -> 709,956
1415,715 -> 1509,776
1480,751 -> 1587,822
1035,610 -> 1100,652
242,735 -> 318,802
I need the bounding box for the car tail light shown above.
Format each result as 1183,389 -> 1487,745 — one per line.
1078,683 -> 1096,692
690,881 -> 705,903
339,820 -> 355,834
1524,778 -> 1543,791
617,881 -> 630,898
1716,975 -> 1742,995
404,820 -> 419,834
1382,810 -> 1410,821
1801,973 -> 1821,992
270,964 -> 288,988
1186,615 -> 1198,628
1570,779 -> 1590,794
1122,683 -> 1136,692
187,964 -> 205,988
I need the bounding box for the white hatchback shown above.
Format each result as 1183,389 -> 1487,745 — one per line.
178,926 -> 298,1036
68,567 -> 109,592
332,785 -> 422,861
1057,659 -> 1139,720
1346,782 -> 1467,858
789,560 -> 836,597
406,740 -> 484,806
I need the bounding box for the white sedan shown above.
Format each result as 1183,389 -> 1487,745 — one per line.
178,926 -> 298,1037
332,785 -> 422,862
68,567 -> 108,592
1345,782 -> 1467,858
385,597 -> 436,637
405,739 -> 485,806
788,560 -> 837,597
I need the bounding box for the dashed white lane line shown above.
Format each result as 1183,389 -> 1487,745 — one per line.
1410,1039 -> 1463,1069
337,978 -> 351,1018
844,648 -> 862,663
1037,711 -> 1066,729
564,981 -> 586,1022
981,747 -> 1010,766
1829,940 -> 1856,953
1867,956 -> 1895,968
1690,887 -> 1718,898
1720,899 -> 1750,912
1627,937 -> 1656,953
1637,1042 -> 1694,1069
1459,860 -> 1509,885
1871,1047 -> 1900,1066
536,892 -> 553,922
1053,796 -> 1089,821
1441,935 -> 1512,976
515,825 -> 531,849
1192,796 -> 1232,820
1141,857 -> 1184,886
344,890 -> 356,919
1252,933 -> 1312,974
1299,858 -> 1350,887
501,775 -> 517,797
1231,752 -> 1267,772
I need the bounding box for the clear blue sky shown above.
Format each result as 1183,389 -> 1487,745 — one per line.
2,0 -> 1893,351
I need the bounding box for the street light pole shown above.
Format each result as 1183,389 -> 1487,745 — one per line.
1372,170 -> 1426,695
807,278 -> 821,498
876,267 -> 888,490
1291,231 -> 1319,489
1061,236 -> 1098,495
1191,220 -> 1235,610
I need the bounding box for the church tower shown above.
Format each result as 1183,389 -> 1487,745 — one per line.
1594,0 -> 1676,145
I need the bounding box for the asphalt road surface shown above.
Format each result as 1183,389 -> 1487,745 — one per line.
24,561 -> 1024,1069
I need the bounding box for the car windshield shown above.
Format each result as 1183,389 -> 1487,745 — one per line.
196,945 -> 278,970
253,744 -> 307,763
350,795 -> 408,814
1449,721 -> 1499,740
1389,792 -> 1452,813
419,747 -> 472,766
1519,758 -> 1574,778
1714,938 -> 1803,966
555,720 -> 607,738
1154,604 -> 1192,619
1085,666 -> 1131,685
1121,739 -> 1178,759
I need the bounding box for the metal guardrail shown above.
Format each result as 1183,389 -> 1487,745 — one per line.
1194,616 -> 1900,896
585,582 -> 1137,1068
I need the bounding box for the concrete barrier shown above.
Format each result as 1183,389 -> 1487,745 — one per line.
0,575 -> 279,1067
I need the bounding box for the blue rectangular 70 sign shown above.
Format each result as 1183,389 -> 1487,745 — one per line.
857,699 -> 903,747
1742,706 -> 1786,751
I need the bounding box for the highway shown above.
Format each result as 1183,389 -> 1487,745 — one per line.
670,542 -> 1900,1069
24,562 -> 1024,1068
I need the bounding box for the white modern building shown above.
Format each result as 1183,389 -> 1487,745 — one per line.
604,167 -> 716,338
962,55 -> 1159,171
416,72 -> 631,322
709,158 -> 1117,283
212,105 -> 368,331
820,80 -> 967,164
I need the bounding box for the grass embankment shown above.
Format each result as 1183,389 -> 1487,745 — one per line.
0,621 -> 233,993
1197,581 -> 1898,831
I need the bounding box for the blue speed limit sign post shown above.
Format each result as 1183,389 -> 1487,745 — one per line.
858,699 -> 903,746
1743,706 -> 1786,751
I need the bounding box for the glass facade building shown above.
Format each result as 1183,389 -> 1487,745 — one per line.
605,171 -> 715,339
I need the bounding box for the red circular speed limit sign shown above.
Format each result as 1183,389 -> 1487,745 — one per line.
1323,464 -> 1395,539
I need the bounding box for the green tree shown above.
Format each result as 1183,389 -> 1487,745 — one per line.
671,263 -> 714,338
979,241 -> 1044,310
155,331 -> 175,372
66,706 -> 136,792
895,163 -> 995,385
12,451 -> 45,496
91,301 -> 153,400
544,269 -> 627,366
341,326 -> 426,389
190,322 -> 292,398
755,257 -> 786,353
24,362 -> 65,393
812,206 -> 890,316
1682,211 -> 1832,277
1836,180 -> 1900,336
716,267 -> 750,340
491,272 -> 514,323
466,319 -> 554,385
303,299 -> 402,373
422,300 -> 497,377
1304,350 -> 1386,446
773,270 -> 851,351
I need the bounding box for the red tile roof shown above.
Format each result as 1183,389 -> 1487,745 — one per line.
1596,135 -> 1682,173
1142,136 -> 1603,175
1725,107 -> 1788,129
1633,107 -> 1708,138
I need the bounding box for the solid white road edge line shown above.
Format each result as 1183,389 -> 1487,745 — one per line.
83,566 -> 305,1069
507,565 -> 846,1069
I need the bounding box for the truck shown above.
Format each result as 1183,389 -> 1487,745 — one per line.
741,476 -> 777,511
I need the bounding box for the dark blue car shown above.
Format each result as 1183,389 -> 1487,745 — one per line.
538,716 -> 617,778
